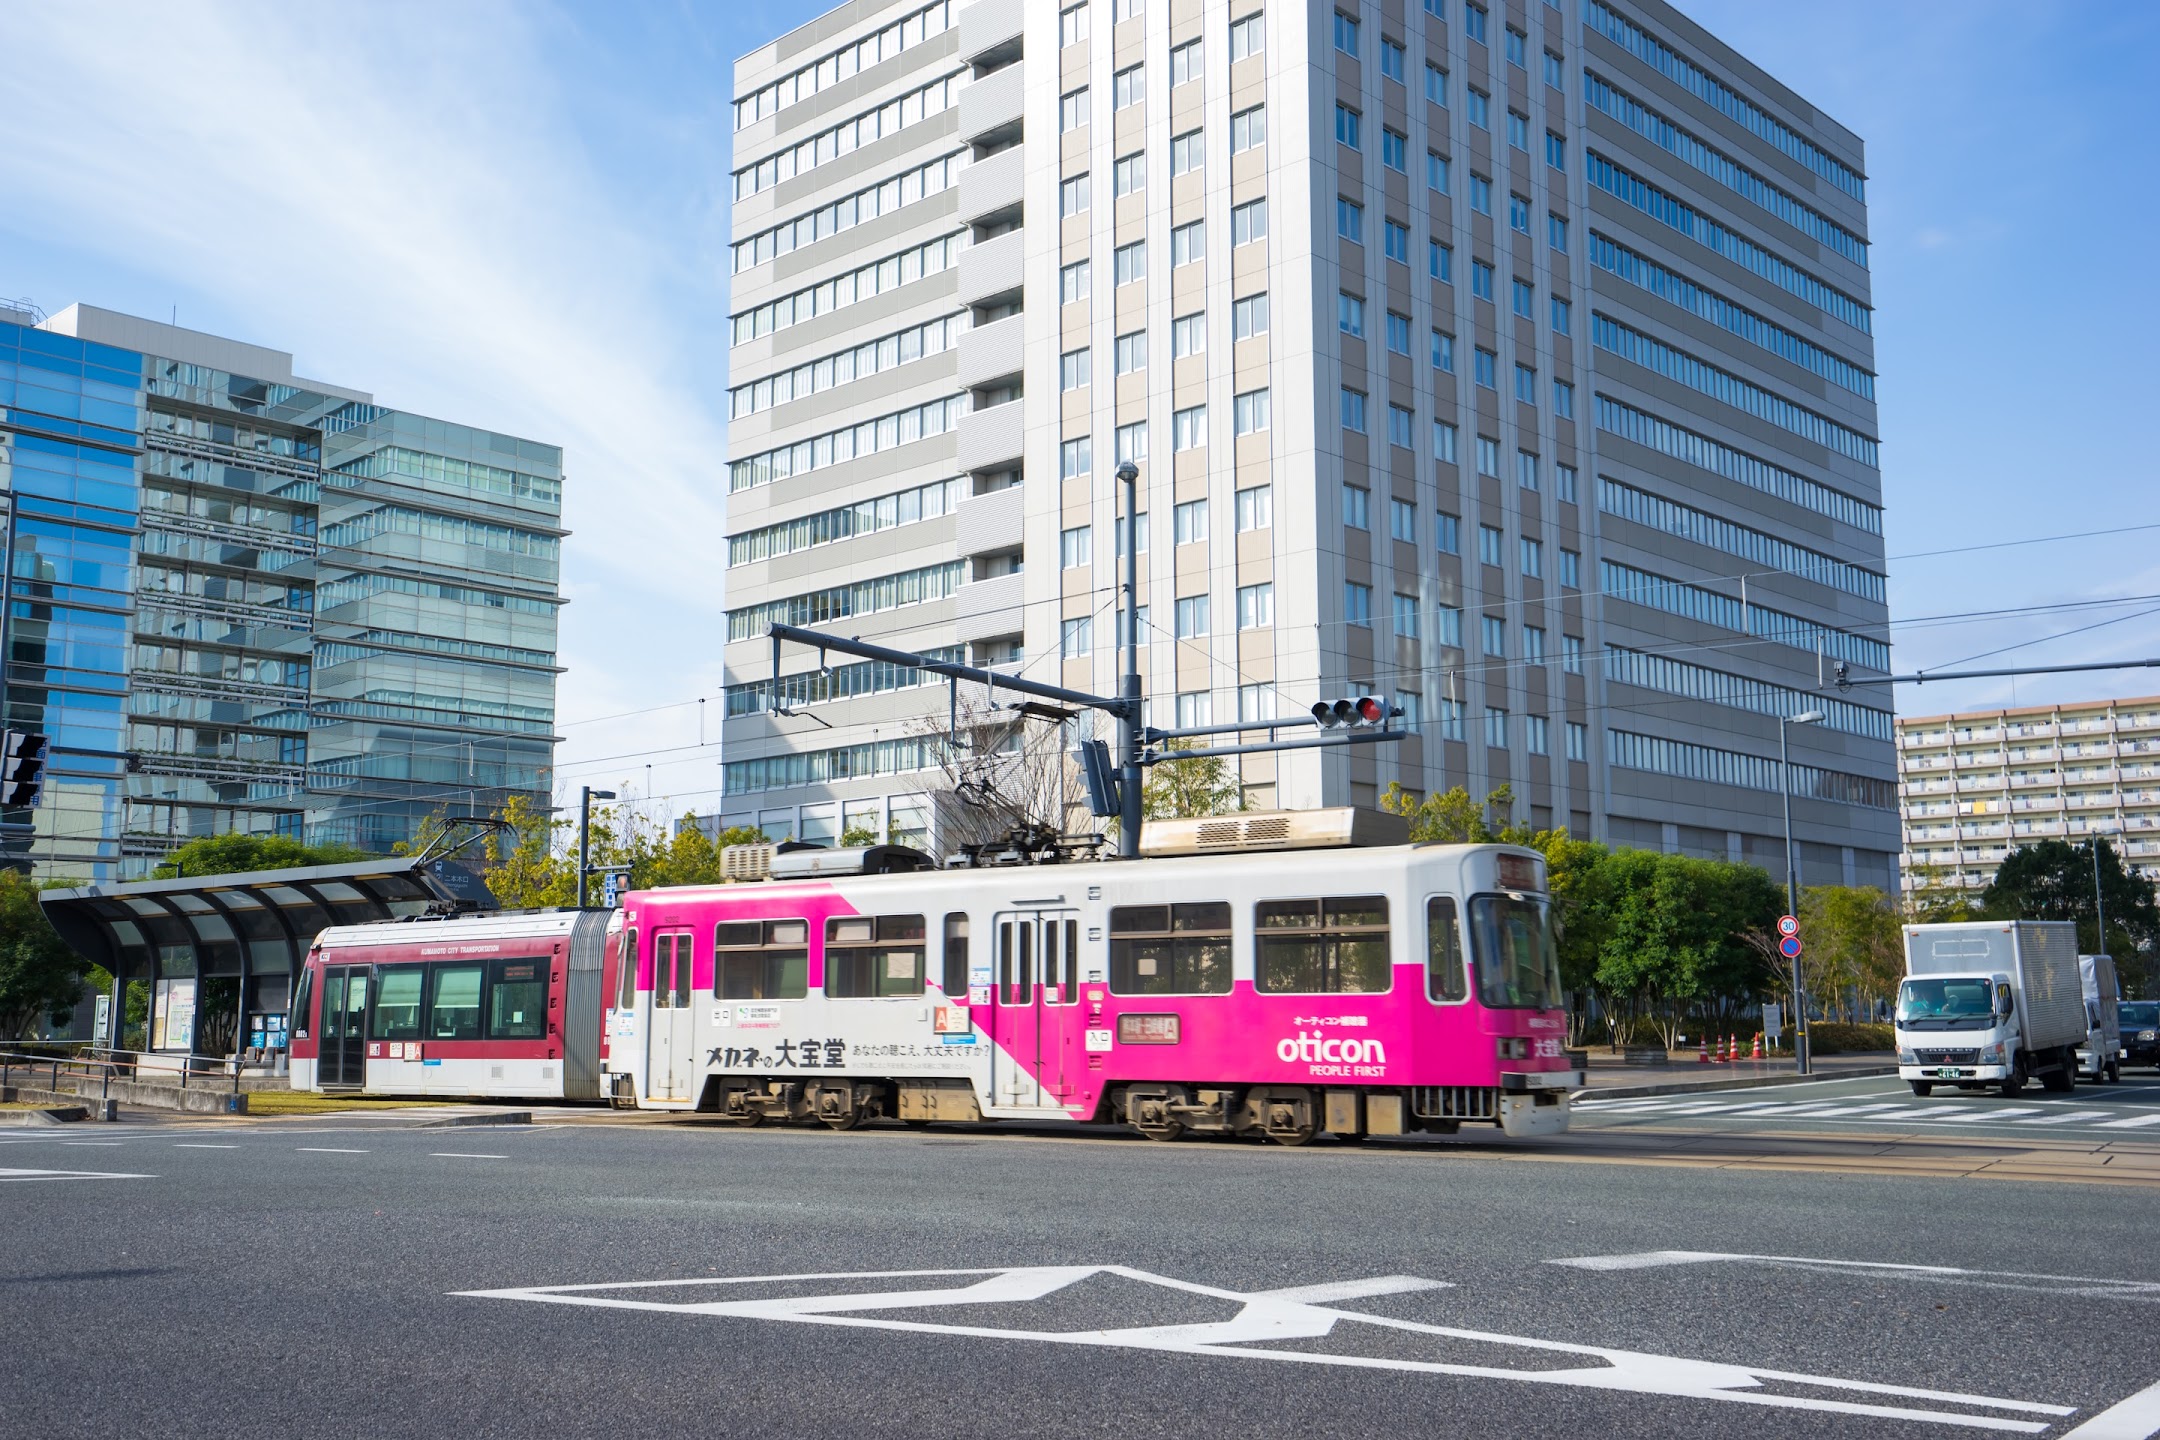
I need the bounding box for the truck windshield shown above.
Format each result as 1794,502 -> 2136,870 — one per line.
1469,893 -> 1563,1011
1896,978 -> 1996,1029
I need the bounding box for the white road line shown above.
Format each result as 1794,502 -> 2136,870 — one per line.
2015,1111 -> 2112,1126
1548,1251 -> 2160,1304
58,1140 -> 124,1146
295,1147 -> 369,1154
0,1167 -> 153,1182
173,1143 -> 240,1149
1931,1108 -> 2046,1123
2061,1376 -> 2160,1438
1250,1276 -> 1453,1304
2097,1115 -> 2160,1130
430,1152 -> 507,1159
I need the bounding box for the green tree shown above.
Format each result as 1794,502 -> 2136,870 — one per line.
481,793 -> 575,909
1982,839 -> 2160,990
152,832 -> 372,879
1594,851 -> 1779,1049
1378,781 -> 1532,843
1798,885 -> 1904,1022
1529,832 -> 1612,1044
839,823 -> 881,847
1140,744 -> 1244,821
0,870 -> 86,1039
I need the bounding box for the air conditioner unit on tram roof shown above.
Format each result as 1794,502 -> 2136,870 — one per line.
1137,806 -> 1409,858
721,842 -> 937,882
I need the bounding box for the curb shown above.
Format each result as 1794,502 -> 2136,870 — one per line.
421,1111 -> 533,1128
0,1106 -> 90,1127
1578,1065 -> 1899,1101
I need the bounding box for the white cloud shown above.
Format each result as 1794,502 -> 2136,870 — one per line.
0,0 -> 734,804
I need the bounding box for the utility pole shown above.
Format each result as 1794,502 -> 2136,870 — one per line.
2093,837 -> 2107,959
577,786 -> 615,908
1116,460 -> 1143,859
1780,710 -> 1824,1075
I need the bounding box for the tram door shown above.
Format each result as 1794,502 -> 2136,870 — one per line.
990,911 -> 1081,1108
645,932 -> 695,1102
319,966 -> 369,1088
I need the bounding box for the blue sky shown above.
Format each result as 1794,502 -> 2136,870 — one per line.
0,0 -> 2153,815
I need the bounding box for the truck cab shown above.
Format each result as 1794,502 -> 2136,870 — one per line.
2076,953 -> 2123,1084
1897,921 -> 2084,1098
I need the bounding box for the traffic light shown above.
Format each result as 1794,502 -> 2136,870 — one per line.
1309,696 -> 1395,730
1,730 -> 48,808
1075,738 -> 1121,817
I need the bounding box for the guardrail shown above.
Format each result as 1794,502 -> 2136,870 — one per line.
0,1045 -> 249,1102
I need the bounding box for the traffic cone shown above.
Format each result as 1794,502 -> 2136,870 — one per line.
1751,1032 -> 1764,1060
1698,1036 -> 1712,1064
1718,1035 -> 1730,1064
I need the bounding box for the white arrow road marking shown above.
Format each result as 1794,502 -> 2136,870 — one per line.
458,1265 -> 2068,1431
2061,1376 -> 2160,1438
0,1167 -> 153,1182
1549,1251 -> 2160,1302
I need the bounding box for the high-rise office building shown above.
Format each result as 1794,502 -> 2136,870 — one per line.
1899,697 -> 2160,895
716,0 -> 1895,888
0,302 -> 563,880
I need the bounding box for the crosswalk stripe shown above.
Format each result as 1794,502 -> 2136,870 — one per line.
2095,1114 -> 2160,1129
2014,1111 -> 2111,1125
1931,1107 -> 2045,1122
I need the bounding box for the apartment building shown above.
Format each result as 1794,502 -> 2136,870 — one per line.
0,302 -> 563,879
1899,697 -> 2160,894
716,0 -> 1897,888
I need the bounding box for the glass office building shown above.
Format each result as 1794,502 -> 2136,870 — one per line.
0,302 -> 563,880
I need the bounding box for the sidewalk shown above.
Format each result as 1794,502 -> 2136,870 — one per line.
1578,1050 -> 1898,1099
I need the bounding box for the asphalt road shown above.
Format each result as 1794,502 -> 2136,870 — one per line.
6,1103 -> 2160,1440
1577,1070 -> 2160,1141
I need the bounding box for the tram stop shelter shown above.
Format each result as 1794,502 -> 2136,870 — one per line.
40,857 -> 496,1066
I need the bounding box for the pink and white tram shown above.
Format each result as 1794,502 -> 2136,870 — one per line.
603,813 -> 1581,1142
290,909 -> 614,1099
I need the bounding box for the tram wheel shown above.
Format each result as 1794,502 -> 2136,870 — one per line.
1267,1123 -> 1317,1146
819,1107 -> 862,1131
1135,1120 -> 1185,1142
730,1109 -> 764,1128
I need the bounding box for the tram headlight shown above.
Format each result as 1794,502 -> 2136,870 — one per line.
1496,1037 -> 1529,1061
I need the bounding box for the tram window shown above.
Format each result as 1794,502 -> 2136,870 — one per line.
942,913 -> 969,995
614,927 -> 639,1009
292,966 -> 314,1040
1255,896 -> 1391,994
825,914 -> 927,998
488,958 -> 549,1039
715,919 -> 809,1000
426,963 -> 485,1040
652,934 -> 694,1009
1426,897 -> 1467,1002
1109,903 -> 1232,995
372,967 -> 424,1041
999,921 -> 1034,1003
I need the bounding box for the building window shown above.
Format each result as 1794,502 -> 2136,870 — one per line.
1171,219 -> 1205,267
1559,547 -> 1581,588
1061,348 -> 1091,391
1237,582 -> 1274,629
1061,436 -> 1092,479
1060,3 -> 1088,48
1430,240 -> 1452,281
1506,27 -> 1526,66
1425,62 -> 1448,107
1233,198 -> 1268,244
1388,404 -> 1414,449
1467,88 -> 1489,128
1516,450 -> 1539,490
1436,606 -> 1463,648
1176,691 -> 1211,728
1061,259 -> 1091,303
1231,104 -> 1267,153
1234,387 -> 1271,435
1171,37 -> 1203,86
1062,617 -> 1093,658
1465,4 -> 1488,42
1344,582 -> 1373,627
1386,311 -> 1411,355
1435,511 -> 1460,553
1484,707 -> 1508,750
1437,699 -> 1466,741
1381,37 -> 1406,81
1562,632 -> 1583,672
1114,151 -> 1146,196
1337,198 -> 1364,243
1427,151 -> 1451,193
1239,684 -> 1275,722
1525,714 -> 1549,755
1515,364 -> 1538,404
1383,128 -> 1407,171
1116,420 -> 1148,463
1061,525 -> 1093,569
1172,311 -> 1206,358
1230,11 -> 1264,61
1469,173 -> 1491,213
1512,278 -> 1535,319
1236,484 -> 1272,531
1334,10 -> 1360,55
1543,50 -> 1563,90
1113,0 -> 1142,18
1342,483 -> 1371,529
1115,239 -> 1146,285
1548,212 -> 1568,252
1520,537 -> 1543,577
1175,594 -> 1210,638
1567,721 -> 1588,762
1060,87 -> 1090,133
1340,388 -> 1368,434
1390,497 -> 1417,543
1171,128 -> 1205,177
1433,420 -> 1459,463
1114,64 -> 1144,109
1553,381 -> 1575,418
1556,465 -> 1579,503
1384,220 -> 1410,263
1431,329 -> 1455,372
1551,296 -> 1571,335
1471,261 -> 1494,300
1393,592 -> 1420,638
1478,524 -> 1504,566
1476,436 -> 1499,476
1338,292 -> 1365,337
1508,112 -> 1529,151
1116,330 -> 1147,374
1474,347 -> 1496,388
1172,405 -> 1208,451
1335,104 -> 1363,150
1509,193 -> 1530,232
1060,173 -> 1091,217
1546,132 -> 1566,171
1232,291 -> 1269,339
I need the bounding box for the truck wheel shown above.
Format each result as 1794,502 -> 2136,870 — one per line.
2044,1063 -> 2076,1094
2107,1061 -> 2121,1084
1999,1058 -> 2025,1098
1909,1081 -> 1934,1097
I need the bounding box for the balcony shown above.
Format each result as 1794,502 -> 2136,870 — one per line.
959,0 -> 1022,64
955,482 -> 1024,556
952,570 -> 1024,642
959,60 -> 1023,142
956,312 -> 1023,389
959,145 -> 1024,224
958,229 -> 1024,307
956,398 -> 1024,472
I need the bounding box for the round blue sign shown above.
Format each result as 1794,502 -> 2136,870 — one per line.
1778,934 -> 1803,959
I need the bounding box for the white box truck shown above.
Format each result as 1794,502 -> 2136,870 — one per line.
2076,953 -> 2123,1084
1897,921 -> 2085,1097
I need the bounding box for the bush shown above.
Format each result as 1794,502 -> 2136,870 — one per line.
1806,1022 -> 1893,1054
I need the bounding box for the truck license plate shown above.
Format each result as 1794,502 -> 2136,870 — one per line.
1935,1067 -> 1958,1078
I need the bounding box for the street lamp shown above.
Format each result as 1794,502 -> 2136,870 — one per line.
578,786 -> 617,908
1779,710 -> 1824,1073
